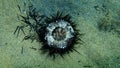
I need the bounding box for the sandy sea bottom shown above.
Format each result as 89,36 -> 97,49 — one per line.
0,0 -> 120,68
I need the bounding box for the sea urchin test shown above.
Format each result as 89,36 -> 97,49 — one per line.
39,11 -> 83,58
45,20 -> 75,49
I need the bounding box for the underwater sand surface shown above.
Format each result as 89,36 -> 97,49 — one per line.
0,0 -> 120,68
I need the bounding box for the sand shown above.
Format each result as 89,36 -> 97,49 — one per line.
0,0 -> 120,68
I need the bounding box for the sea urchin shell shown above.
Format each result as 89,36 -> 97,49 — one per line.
45,20 -> 75,49
38,11 -> 81,59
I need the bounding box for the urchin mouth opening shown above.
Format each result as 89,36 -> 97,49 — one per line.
45,20 -> 75,49
52,27 -> 66,41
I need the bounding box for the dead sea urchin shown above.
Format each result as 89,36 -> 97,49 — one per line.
38,11 -> 83,58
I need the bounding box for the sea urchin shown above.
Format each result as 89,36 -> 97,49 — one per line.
38,11 -> 82,59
